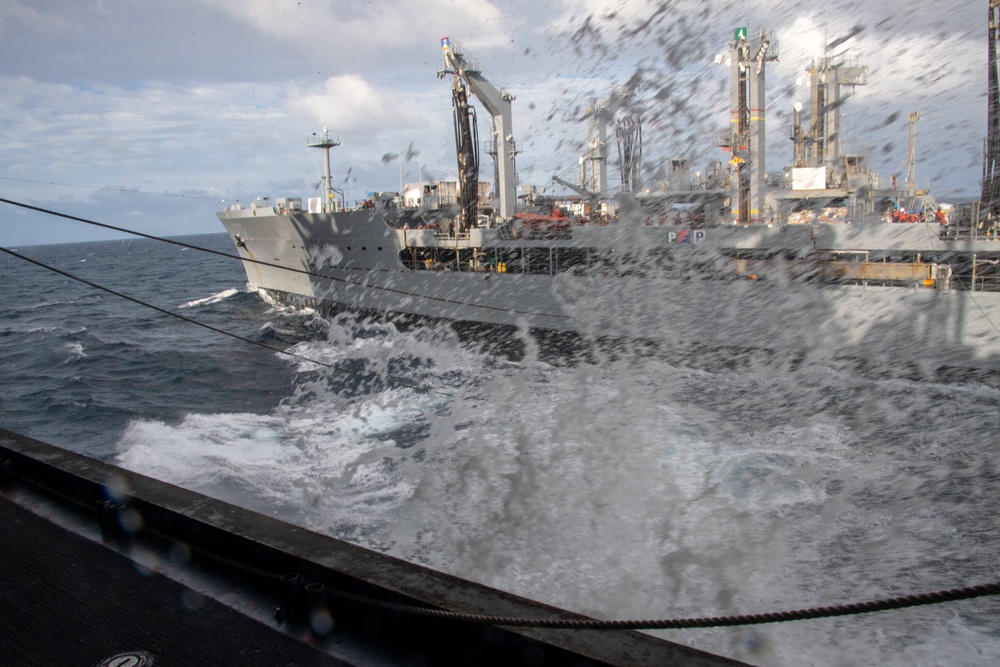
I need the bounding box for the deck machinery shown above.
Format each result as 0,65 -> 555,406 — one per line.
777,44 -> 880,224
450,74 -> 480,233
439,37 -> 518,225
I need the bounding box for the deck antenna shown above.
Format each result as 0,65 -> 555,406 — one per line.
905,111 -> 922,197
307,127 -> 341,213
824,0 -> 829,52
416,119 -> 424,182
398,116 -> 404,193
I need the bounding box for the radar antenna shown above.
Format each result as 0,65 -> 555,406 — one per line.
306,128 -> 341,214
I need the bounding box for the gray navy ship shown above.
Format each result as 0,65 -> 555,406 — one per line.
218,34 -> 1000,384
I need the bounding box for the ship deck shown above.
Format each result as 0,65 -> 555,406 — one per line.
0,429 -> 746,667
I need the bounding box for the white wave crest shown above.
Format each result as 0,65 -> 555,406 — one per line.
61,342 -> 86,361
110,319 -> 1000,667
178,288 -> 240,309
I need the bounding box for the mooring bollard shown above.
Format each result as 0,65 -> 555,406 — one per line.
304,581 -> 334,639
276,571 -> 304,625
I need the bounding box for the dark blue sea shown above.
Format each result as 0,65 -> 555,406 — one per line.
1,234 -> 302,457
3,233 -> 1000,666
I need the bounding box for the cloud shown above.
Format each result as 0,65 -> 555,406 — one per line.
546,0 -> 662,34
535,1 -> 985,199
0,0 -> 989,245
0,1 -> 73,34
0,0 -> 311,82
0,72 -> 459,243
0,75 -> 294,200
285,75 -> 398,134
199,0 -> 511,64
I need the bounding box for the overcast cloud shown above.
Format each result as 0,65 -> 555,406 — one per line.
0,0 -> 987,245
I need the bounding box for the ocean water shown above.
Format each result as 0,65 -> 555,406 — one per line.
2,233 -> 1000,666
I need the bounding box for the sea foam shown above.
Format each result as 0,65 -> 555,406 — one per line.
178,288 -> 240,309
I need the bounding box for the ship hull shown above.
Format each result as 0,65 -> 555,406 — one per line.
218,207 -> 1000,383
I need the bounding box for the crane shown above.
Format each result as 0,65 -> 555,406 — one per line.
439,37 -> 518,221
616,114 -> 642,193
451,76 -> 479,234
551,174 -> 597,201
889,111 -> 922,197
583,102 -> 610,194
726,26 -> 777,225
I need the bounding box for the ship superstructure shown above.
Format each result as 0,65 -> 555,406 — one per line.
776,54 -> 881,223
218,31 -> 1000,383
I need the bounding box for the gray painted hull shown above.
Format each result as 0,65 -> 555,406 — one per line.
218,207 -> 1000,378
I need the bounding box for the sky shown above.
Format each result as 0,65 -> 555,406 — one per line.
0,0 -> 988,246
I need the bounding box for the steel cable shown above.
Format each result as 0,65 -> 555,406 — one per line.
0,246 -> 449,396
325,582 -> 1000,629
3,453 -> 996,631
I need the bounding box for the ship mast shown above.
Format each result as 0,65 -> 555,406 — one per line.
724,26 -> 777,225
981,0 -> 1000,221
584,101 -> 610,195
307,128 -> 341,213
905,111 -> 922,197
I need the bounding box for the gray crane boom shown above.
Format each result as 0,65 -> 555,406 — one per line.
551,175 -> 596,200
439,37 -> 517,221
